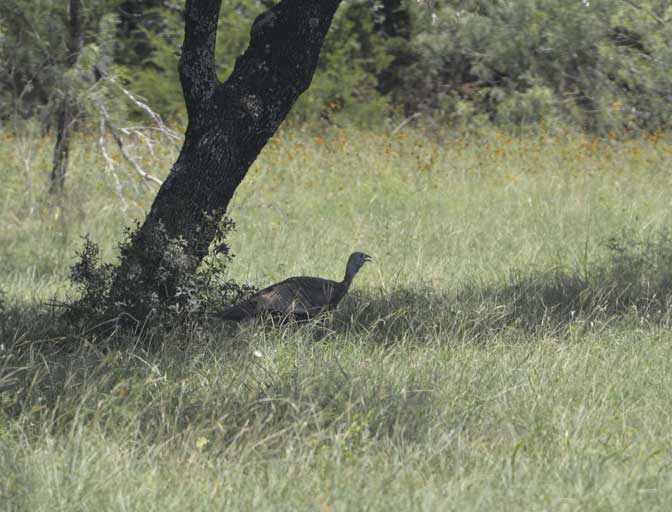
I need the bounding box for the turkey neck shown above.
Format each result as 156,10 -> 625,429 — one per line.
342,266 -> 359,289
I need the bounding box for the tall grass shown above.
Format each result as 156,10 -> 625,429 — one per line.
2,126 -> 672,510
2,327 -> 672,510
3,126 -> 672,296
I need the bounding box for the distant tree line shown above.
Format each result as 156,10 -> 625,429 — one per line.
1,0 -> 672,134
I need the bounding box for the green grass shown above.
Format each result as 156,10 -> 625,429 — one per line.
2,125 -> 672,510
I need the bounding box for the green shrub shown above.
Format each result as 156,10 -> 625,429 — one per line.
395,0 -> 672,132
67,218 -> 254,337
3,1 -> 672,132
495,84 -> 556,126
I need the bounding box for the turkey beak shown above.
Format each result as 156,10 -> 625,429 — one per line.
363,254 -> 373,263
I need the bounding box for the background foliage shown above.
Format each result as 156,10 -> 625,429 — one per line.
2,0 -> 672,132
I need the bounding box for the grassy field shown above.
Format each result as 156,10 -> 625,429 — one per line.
2,125 -> 672,510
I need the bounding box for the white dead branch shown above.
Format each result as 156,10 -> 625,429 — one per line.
96,99 -> 163,188
109,77 -> 181,150
98,115 -> 128,211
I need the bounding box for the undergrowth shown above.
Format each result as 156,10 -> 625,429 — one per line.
65,217 -> 255,340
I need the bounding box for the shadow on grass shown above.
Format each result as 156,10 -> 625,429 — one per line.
338,229 -> 672,343
3,229 -> 672,449
0,300 -> 435,449
4,228 -> 672,352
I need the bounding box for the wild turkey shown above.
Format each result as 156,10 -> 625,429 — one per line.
221,252 -> 372,322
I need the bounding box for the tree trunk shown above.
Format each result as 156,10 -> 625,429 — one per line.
111,0 -> 342,304
49,0 -> 83,194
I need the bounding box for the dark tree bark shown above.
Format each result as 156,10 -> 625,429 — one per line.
111,0 -> 343,303
49,0 -> 83,193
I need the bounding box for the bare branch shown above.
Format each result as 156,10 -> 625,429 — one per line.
109,78 -> 180,143
98,117 -> 115,171
98,116 -> 128,212
122,127 -> 156,157
392,113 -> 422,135
97,101 -> 163,188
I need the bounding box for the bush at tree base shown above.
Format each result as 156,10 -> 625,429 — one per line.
67,218 -> 255,334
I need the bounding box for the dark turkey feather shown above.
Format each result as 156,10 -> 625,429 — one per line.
221,252 -> 371,322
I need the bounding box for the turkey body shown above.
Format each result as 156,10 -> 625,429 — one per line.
221,252 -> 371,323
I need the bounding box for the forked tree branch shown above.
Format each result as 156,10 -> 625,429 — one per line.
179,0 -> 342,128
179,0 -> 222,117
